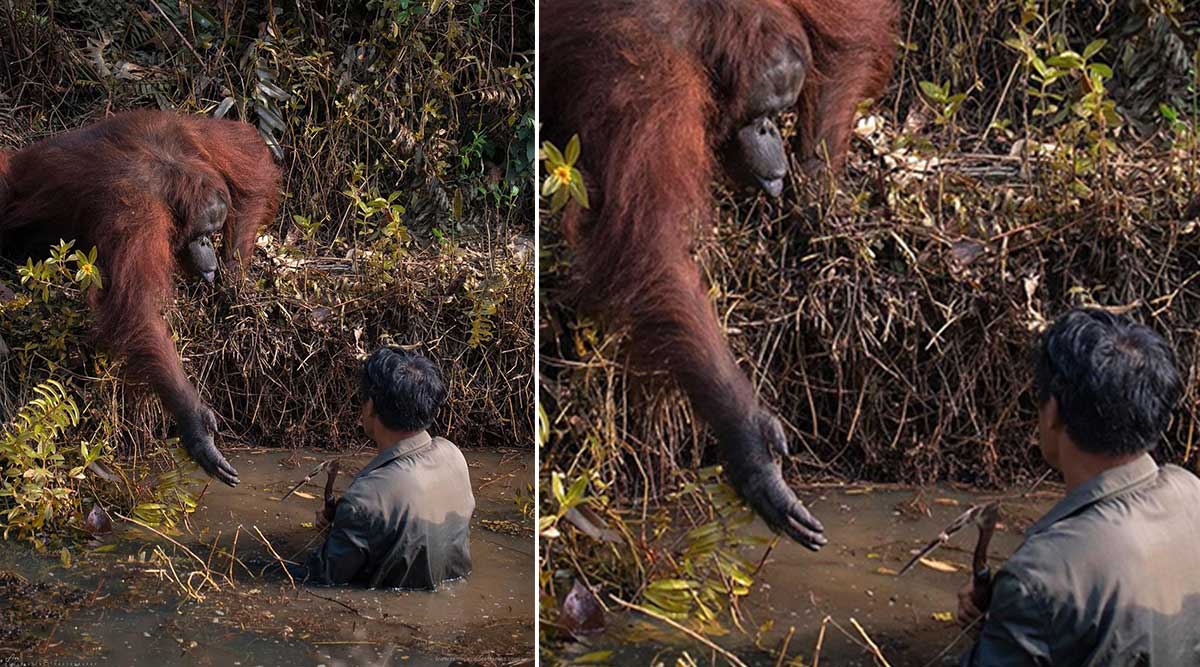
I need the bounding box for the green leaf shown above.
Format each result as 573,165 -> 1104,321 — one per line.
1046,52 -> 1084,70
541,141 -> 565,167
537,402 -> 550,446
564,474 -> 589,508
551,472 -> 565,505
571,650 -> 614,665
1082,39 -> 1107,60
1031,56 -> 1050,77
550,187 -> 570,213
541,173 -> 560,197
648,578 -> 698,591
568,171 -> 589,209
564,134 -> 581,166
918,80 -> 946,103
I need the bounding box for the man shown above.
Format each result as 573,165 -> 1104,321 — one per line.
959,308 -> 1200,665
304,346 -> 475,590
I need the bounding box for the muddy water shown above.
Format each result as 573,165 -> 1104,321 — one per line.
0,447 -> 534,666
561,484 -> 1060,667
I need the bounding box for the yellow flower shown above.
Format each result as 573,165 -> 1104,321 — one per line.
553,164 -> 572,185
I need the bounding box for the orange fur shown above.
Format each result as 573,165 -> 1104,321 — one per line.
0,111 -> 280,411
541,0 -> 896,429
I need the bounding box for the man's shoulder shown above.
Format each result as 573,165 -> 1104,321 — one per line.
1002,529 -> 1071,589
430,436 -> 470,468
355,435 -> 470,484
431,435 -> 462,452
1159,463 -> 1200,497
1005,463 -> 1200,600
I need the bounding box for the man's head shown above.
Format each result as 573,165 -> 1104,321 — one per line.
1033,308 -> 1181,469
359,347 -> 447,443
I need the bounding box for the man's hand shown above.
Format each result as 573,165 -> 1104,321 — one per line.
958,580 -> 984,627
315,507 -> 331,531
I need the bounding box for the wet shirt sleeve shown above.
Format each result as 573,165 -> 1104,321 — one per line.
960,571 -> 1053,666
305,498 -> 373,585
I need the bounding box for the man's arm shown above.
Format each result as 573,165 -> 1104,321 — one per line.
305,498 -> 371,585
960,571 -> 1053,667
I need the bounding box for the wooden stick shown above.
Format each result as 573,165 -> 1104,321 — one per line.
114,512 -> 221,591
813,615 -> 830,667
610,596 -> 750,667
774,625 -> 795,667
251,525 -> 296,589
850,617 -> 893,667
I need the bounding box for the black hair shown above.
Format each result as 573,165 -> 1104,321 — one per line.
360,346 -> 447,432
1034,308 -> 1181,456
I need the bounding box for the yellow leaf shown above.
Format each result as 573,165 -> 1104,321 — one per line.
876,566 -> 898,576
866,552 -> 881,559
919,557 -> 960,573
572,650 -> 614,664
932,611 -> 955,623
292,491 -> 317,500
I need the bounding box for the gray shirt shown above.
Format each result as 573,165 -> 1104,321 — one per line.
305,431 -> 475,590
962,454 -> 1200,666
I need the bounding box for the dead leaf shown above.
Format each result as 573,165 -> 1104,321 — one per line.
932,611 -> 955,623
85,503 -> 113,536
564,506 -> 621,543
86,460 -> 119,482
919,557 -> 960,573
560,580 -> 605,636
309,307 -> 332,324
947,238 -> 985,271
292,490 -> 317,500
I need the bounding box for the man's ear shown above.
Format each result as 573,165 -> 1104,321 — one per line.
361,398 -> 376,436
1046,395 -> 1065,430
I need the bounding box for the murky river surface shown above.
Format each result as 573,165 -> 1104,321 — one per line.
0,447 -> 534,666
556,484 -> 1062,667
